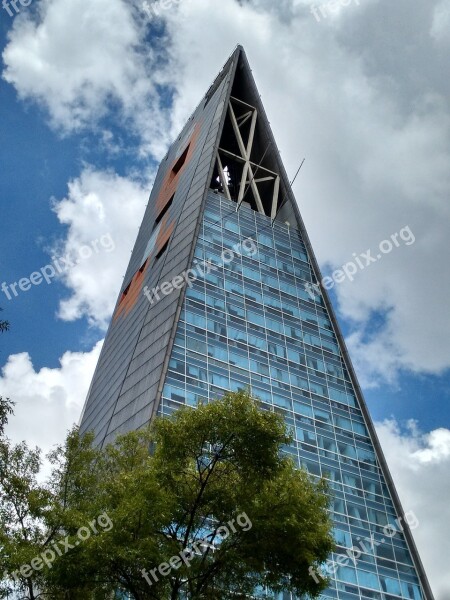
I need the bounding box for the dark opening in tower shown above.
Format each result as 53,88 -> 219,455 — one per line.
210,53 -> 283,219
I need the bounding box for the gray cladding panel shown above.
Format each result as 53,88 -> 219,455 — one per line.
79,59 -> 235,447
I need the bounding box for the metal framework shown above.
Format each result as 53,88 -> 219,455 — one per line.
215,96 -> 280,218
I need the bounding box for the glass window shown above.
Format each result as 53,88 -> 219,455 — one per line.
264,293 -> 282,310
205,294 -> 225,311
357,447 -> 376,464
353,420 -> 368,436
223,218 -> 239,233
379,576 -> 401,596
243,266 -> 261,282
318,435 -> 337,454
186,312 -> 206,328
273,395 -> 291,410
338,442 -> 357,460
335,415 -> 353,431
265,317 -> 283,334
400,581 -> 422,600
334,528 -> 352,548
209,372 -> 229,388
343,473 -> 362,489
248,311 -> 265,326
310,382 -> 327,397
358,570 -> 380,590
207,345 -> 228,362
229,327 -> 247,343
293,401 -> 313,417
227,303 -> 245,318
258,233 -> 274,248
225,278 -> 243,295
304,460 -> 321,477
314,407 -> 332,423
336,565 -> 357,584
248,334 -> 267,351
347,503 -> 368,523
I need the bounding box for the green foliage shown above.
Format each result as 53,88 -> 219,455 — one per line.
0,397 -> 14,437
48,390 -> 334,599
0,390 -> 335,600
0,398 -> 50,600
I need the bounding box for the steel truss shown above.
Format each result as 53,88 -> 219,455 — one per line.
215,96 -> 280,219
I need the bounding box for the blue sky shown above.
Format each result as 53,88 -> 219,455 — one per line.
1,0 -> 449,596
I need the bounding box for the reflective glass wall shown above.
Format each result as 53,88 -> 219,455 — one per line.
160,192 -> 424,600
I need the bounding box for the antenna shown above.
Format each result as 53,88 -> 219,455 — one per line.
271,158 -> 305,225
289,157 -> 305,187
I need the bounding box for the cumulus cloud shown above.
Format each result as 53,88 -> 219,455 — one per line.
1,341 -> 102,458
376,420 -> 450,599
431,0 -> 450,44
50,168 -> 150,329
2,0 -> 173,157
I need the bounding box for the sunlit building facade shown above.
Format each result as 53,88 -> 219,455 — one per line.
79,46 -> 433,600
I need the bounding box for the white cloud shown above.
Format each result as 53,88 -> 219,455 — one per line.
431,0 -> 450,44
50,168 -> 150,329
376,420 -> 450,599
2,0 -> 173,157
2,341 -> 102,458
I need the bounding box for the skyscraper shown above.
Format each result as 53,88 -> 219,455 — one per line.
79,46 -> 433,600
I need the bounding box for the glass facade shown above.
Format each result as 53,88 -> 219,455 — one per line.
160,192 -> 424,600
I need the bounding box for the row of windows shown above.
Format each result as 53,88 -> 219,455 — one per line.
180,313 -> 348,397
203,199 -> 309,259
177,316 -> 355,405
197,235 -> 319,305
183,307 -> 343,371
333,529 -> 415,568
187,282 -> 334,335
170,347 -> 351,405
182,328 -> 347,382
164,356 -> 372,448
169,338 -> 370,444
196,234 -> 312,283
330,566 -> 422,600
167,357 -> 355,413
179,307 -> 348,376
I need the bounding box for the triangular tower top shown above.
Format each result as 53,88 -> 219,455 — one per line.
207,45 -> 299,227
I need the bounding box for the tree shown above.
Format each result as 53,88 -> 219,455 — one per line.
46,390 -> 335,599
0,398 -> 100,600
0,440 -> 49,600
0,397 -> 50,600
0,397 -> 14,437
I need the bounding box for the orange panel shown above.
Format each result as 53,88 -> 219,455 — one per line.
155,122 -> 202,216
112,122 -> 201,323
